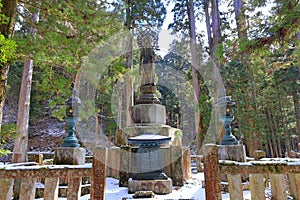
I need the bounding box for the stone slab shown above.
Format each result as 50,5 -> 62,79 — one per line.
122,125 -> 182,146
218,144 -> 246,162
0,179 -> 14,200
53,147 -> 86,165
170,145 -> 184,186
131,104 -> 166,124
128,178 -> 172,195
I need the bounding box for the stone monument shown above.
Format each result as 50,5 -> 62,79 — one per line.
117,28 -> 182,146
117,28 -> 187,193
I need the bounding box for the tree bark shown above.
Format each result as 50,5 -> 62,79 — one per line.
124,0 -> 133,127
0,0 -> 18,38
186,0 -> 202,154
211,0 -> 221,70
0,0 -> 18,130
292,84 -> 300,142
234,0 -> 262,155
12,59 -> 33,163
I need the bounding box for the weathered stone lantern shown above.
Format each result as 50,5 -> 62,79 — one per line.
217,96 -> 238,145
61,89 -> 82,147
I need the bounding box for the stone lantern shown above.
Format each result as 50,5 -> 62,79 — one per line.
216,96 -> 238,145
61,89 -> 82,147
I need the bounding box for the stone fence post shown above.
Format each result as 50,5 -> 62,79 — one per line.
90,146 -> 107,200
203,144 -> 222,200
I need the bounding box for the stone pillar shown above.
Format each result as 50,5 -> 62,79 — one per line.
170,145 -> 184,186
19,178 -> 37,200
0,179 -> 14,200
107,147 -> 120,179
162,147 -> 171,178
67,175 -> 82,200
182,147 -> 191,180
250,174 -> 265,200
44,178 -> 59,200
90,147 -> 107,200
227,174 -> 243,200
54,147 -> 85,200
119,146 -> 131,187
28,153 -> 43,165
288,173 -> 300,200
203,144 -> 222,200
269,174 -> 287,200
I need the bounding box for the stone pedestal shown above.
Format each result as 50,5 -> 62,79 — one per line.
128,178 -> 172,195
218,144 -> 246,162
53,147 -> 85,200
121,125 -> 182,146
54,148 -> 85,165
131,104 -> 166,124
218,144 -> 246,182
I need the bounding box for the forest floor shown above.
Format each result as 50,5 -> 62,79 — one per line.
2,102 -> 66,157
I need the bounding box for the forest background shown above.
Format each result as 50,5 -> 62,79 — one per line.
0,0 -> 299,160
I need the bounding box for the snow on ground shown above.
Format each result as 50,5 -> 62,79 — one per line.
36,173 -> 252,200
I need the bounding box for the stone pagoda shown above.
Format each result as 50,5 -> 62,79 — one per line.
117,28 -> 189,193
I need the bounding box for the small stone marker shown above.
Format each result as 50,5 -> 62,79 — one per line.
133,191 -> 155,198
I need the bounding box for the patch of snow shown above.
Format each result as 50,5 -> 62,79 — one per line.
34,173 -> 253,200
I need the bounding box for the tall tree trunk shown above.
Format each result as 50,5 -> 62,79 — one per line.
0,0 -> 18,130
186,0 -> 202,154
266,106 -> 278,157
12,59 -> 33,163
234,0 -> 262,156
271,106 -> 282,157
12,11 -> 39,163
234,0 -> 247,41
204,0 -> 223,144
292,84 -> 300,143
204,0 -> 212,52
123,0 -> 133,127
211,0 -> 221,70
277,91 -> 290,152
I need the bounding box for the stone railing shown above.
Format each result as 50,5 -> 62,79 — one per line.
203,144 -> 300,200
0,163 -> 92,200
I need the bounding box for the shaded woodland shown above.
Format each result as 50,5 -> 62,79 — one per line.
0,0 -> 299,159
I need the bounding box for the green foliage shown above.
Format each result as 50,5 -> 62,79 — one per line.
0,34 -> 16,64
0,124 -> 16,156
10,0 -> 124,121
121,0 -> 166,29
96,56 -> 129,136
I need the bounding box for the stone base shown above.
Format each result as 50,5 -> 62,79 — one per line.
218,144 -> 247,182
218,144 -> 246,162
120,125 -> 182,146
53,147 -> 86,165
131,104 -> 166,124
128,178 -> 172,195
